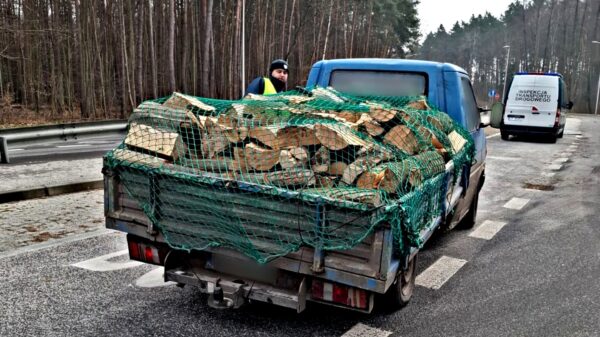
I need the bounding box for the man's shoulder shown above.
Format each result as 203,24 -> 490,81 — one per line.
246,77 -> 265,95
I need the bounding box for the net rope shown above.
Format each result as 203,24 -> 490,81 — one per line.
104,87 -> 474,263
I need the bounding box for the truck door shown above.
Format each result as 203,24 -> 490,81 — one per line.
458,76 -> 486,167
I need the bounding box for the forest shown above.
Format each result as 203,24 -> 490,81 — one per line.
0,0 -> 598,124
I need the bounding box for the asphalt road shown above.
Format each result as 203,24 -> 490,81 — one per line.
1,116 -> 599,337
5,132 -> 123,165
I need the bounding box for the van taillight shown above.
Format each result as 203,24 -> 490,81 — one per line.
127,235 -> 166,265
311,279 -> 368,309
554,109 -> 560,126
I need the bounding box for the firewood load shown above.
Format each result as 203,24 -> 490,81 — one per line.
109,88 -> 474,208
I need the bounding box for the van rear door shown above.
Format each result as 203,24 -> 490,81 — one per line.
504,75 -> 559,128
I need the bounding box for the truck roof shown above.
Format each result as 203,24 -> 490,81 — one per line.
311,58 -> 467,74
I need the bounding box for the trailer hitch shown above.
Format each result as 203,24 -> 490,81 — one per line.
207,279 -> 246,310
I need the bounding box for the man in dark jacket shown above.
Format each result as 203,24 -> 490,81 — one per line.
245,59 -> 289,96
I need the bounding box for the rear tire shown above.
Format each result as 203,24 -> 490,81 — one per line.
380,255 -> 417,310
548,134 -> 557,143
500,130 -> 509,140
557,129 -> 564,138
457,190 -> 479,229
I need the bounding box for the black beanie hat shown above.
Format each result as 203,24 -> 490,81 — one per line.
269,59 -> 289,73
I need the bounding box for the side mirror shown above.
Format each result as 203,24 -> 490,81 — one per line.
490,102 -> 504,129
567,101 -> 574,109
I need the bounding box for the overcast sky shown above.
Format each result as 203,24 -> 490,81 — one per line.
417,0 -> 516,40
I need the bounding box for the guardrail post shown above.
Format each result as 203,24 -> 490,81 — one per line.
0,137 -> 8,164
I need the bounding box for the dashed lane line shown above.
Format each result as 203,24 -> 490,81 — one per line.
415,256 -> 467,290
486,132 -> 500,139
487,156 -> 520,161
135,267 -> 176,288
553,157 -> 569,164
503,197 -> 530,210
469,220 -> 508,240
341,323 -> 392,337
71,250 -> 143,271
548,164 -> 563,171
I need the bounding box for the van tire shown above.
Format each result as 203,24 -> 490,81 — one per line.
557,130 -> 564,138
548,134 -> 557,143
457,190 -> 479,229
500,130 -> 509,140
380,256 -> 417,310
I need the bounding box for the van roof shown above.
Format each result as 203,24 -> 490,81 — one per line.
515,71 -> 562,77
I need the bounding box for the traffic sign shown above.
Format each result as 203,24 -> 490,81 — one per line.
488,89 -> 496,98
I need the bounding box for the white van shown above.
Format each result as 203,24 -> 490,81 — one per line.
500,72 -> 572,142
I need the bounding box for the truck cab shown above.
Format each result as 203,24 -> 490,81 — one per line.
306,59 -> 487,228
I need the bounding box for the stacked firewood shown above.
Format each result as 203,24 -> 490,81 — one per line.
115,89 -> 469,206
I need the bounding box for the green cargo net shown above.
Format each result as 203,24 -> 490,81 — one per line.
104,87 -> 474,264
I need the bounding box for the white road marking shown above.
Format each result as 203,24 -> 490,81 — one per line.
553,157 -> 569,164
486,132 -> 500,139
57,144 -> 93,148
8,148 -> 24,152
487,156 -> 520,161
469,220 -> 508,240
576,135 -> 584,139
503,197 -> 530,210
135,267 -> 176,288
416,256 -> 467,290
548,164 -> 563,171
541,172 -> 556,178
71,250 -> 143,271
341,323 -> 392,337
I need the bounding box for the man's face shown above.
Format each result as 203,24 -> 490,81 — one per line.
271,69 -> 288,83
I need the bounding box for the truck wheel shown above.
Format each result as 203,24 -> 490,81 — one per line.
457,190 -> 479,229
500,130 -> 509,140
381,255 -> 417,310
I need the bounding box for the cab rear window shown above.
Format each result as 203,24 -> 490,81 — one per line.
329,70 -> 427,97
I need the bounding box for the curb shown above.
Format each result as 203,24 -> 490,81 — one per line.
0,180 -> 103,204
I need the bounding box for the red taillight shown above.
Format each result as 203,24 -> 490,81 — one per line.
310,280 -> 368,309
531,106 -> 539,112
127,235 -> 164,265
128,241 -> 140,260
332,284 -> 349,304
555,109 -> 560,126
145,246 -> 154,262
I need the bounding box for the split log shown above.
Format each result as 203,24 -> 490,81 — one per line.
311,146 -> 330,173
311,87 -> 344,103
200,118 -> 230,158
276,126 -> 321,148
342,156 -> 384,185
134,101 -> 202,129
279,147 -> 309,169
406,99 -> 430,111
448,130 -> 467,154
248,126 -> 281,149
236,168 -> 316,187
327,162 -> 348,176
315,175 -> 336,188
163,92 -> 216,113
111,148 -> 166,168
363,102 -> 398,123
125,123 -> 187,161
315,124 -> 370,151
383,125 -> 421,154
244,143 -> 280,171
303,188 -> 383,207
232,147 -> 249,172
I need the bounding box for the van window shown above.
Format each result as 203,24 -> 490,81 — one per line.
329,70 -> 427,97
560,78 -> 568,108
460,77 -> 480,131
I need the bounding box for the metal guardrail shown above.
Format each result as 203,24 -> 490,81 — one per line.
0,120 -> 127,163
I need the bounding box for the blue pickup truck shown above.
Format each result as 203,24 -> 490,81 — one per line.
103,58 -> 488,313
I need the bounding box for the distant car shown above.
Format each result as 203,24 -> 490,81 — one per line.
499,72 -> 572,143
